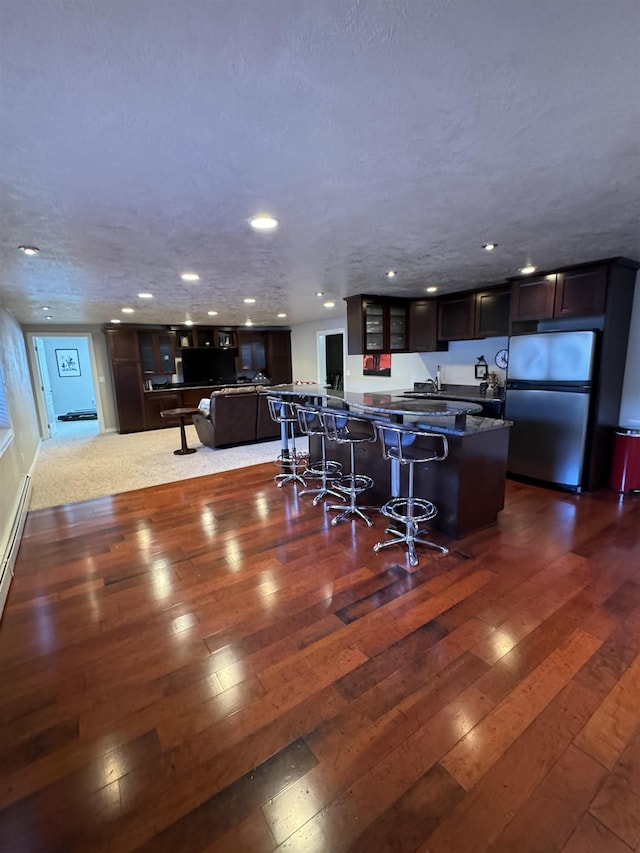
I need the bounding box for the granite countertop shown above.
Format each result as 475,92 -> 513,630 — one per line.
407,383 -> 505,403
144,381 -> 269,393
412,415 -> 512,436
267,385 -> 511,436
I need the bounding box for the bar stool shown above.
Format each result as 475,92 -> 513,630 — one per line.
266,396 -> 308,488
374,423 -> 449,566
295,404 -> 345,505
322,411 -> 378,526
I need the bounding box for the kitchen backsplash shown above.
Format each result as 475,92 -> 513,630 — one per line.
420,336 -> 509,386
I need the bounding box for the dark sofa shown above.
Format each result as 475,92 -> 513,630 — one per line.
191,387 -> 281,448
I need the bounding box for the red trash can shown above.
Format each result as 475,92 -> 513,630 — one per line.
610,428 -> 640,493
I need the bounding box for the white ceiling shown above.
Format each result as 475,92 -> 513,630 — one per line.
1,0 -> 639,330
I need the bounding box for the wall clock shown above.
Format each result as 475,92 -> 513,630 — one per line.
495,348 -> 508,369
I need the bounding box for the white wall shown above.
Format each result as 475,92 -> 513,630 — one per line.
42,336 -> 95,415
619,271 -> 640,428
0,308 -> 41,612
346,336 -> 509,392
291,314 -> 347,382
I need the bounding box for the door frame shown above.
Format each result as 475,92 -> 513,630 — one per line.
316,327 -> 346,389
25,331 -> 104,439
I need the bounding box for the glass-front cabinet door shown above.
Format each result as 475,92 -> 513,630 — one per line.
388,304 -> 407,350
156,334 -> 175,373
364,303 -> 384,352
139,332 -> 176,375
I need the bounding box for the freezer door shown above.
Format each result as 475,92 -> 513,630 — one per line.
508,331 -> 596,382
505,389 -> 590,488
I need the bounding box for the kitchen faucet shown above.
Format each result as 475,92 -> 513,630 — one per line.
423,378 -> 438,392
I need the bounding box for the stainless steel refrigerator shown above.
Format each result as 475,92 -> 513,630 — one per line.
504,330 -> 597,490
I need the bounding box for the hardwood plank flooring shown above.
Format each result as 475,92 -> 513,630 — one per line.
0,464 -> 639,852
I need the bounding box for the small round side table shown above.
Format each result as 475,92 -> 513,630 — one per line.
160,407 -> 200,455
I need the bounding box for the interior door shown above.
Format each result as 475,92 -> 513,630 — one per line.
33,337 -> 58,438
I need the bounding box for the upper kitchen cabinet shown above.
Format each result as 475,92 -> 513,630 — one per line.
345,296 -> 408,354
408,299 -> 440,352
554,265 -> 608,317
437,292 -> 476,341
139,331 -> 176,376
474,287 -> 511,337
437,286 -> 511,342
511,262 -> 616,323
510,274 -> 557,322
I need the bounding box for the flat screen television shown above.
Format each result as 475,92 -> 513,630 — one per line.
181,348 -> 236,385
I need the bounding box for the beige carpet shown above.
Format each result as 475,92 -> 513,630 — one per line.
29,419 -> 283,510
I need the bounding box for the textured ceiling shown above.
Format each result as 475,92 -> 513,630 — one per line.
1,0 -> 639,329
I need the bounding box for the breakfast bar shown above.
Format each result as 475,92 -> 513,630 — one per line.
266,384 -> 512,539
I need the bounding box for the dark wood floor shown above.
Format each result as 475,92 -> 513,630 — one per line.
0,463 -> 639,852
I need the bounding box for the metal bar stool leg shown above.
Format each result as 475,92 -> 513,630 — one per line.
373,424 -> 449,567
267,396 -> 308,488
323,412 -> 377,527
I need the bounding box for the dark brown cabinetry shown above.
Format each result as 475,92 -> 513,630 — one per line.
408,299 -> 439,352
510,275 -> 557,322
265,330 -> 293,384
107,324 -> 292,433
345,296 -> 408,354
144,391 -> 182,429
511,264 -> 609,323
437,293 -> 476,341
237,331 -> 266,375
438,287 -> 511,341
474,287 -> 511,337
106,329 -> 146,434
554,265 -> 607,317
139,331 -> 176,376
179,327 -> 238,350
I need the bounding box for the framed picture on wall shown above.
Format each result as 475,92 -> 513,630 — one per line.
55,348 -> 81,377
363,353 -> 391,377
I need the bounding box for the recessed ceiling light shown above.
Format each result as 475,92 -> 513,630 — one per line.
426,287 -> 437,293
121,307 -> 134,314
111,318 -> 121,323
138,292 -> 153,299
243,297 -> 256,304
482,243 -> 498,251
207,310 -> 218,316
184,320 -> 194,326
386,271 -> 397,278
316,291 -> 325,297
45,315 -> 53,320
324,301 -> 335,308
250,215 -> 279,230
277,313 -> 287,318
42,306 -> 50,310
18,245 -> 40,255
181,272 -> 200,282
520,265 -> 536,275
245,319 -> 253,326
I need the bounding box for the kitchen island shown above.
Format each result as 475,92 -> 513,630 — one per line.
266,385 -> 512,539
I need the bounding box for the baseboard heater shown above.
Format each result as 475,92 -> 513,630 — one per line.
0,475 -> 32,620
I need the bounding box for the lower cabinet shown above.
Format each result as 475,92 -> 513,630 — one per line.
144,392 -> 182,429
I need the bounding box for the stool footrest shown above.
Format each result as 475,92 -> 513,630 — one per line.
381,497 -> 437,525
274,451 -> 308,469
305,459 -> 342,478
334,473 -> 374,495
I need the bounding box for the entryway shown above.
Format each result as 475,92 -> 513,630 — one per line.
317,329 -> 345,390
26,333 -> 103,441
